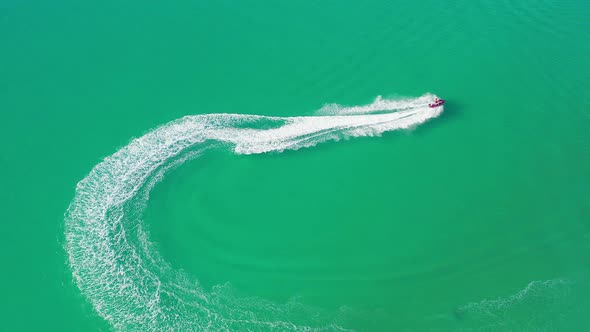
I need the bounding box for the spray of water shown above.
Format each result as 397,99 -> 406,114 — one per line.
64,94 -> 443,331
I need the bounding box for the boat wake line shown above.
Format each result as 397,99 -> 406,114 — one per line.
64,94 -> 443,331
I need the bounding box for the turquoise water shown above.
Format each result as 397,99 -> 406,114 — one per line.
1,0 -> 589,331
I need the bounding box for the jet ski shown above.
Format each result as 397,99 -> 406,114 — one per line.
428,98 -> 445,108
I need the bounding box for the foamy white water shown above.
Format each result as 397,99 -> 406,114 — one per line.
455,279 -> 570,328
64,94 -> 443,331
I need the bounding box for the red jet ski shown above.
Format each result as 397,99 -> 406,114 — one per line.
429,98 -> 445,108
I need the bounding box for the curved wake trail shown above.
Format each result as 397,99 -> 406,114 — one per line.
64,94 -> 443,331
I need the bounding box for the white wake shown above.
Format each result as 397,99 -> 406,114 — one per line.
64,94 -> 443,331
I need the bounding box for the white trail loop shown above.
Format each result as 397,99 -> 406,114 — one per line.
65,94 -> 443,331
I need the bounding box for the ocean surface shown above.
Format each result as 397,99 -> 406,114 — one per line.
1,0 -> 589,331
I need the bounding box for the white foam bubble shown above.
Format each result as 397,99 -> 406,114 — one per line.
459,279 -> 568,314
316,94 -> 435,115
455,278 -> 571,329
64,94 -> 442,331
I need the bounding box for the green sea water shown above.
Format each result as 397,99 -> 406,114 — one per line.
1,0 -> 589,331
